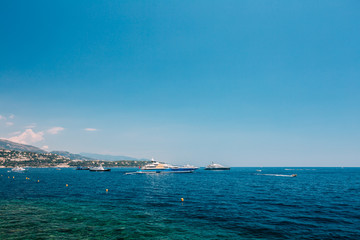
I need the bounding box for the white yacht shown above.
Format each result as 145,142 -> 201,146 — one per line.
135,158 -> 198,174
89,164 -> 111,172
12,166 -> 26,172
204,162 -> 230,170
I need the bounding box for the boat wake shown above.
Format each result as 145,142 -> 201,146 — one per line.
285,169 -> 316,171
256,173 -> 297,177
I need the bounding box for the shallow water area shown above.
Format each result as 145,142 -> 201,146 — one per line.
1,167 -> 360,239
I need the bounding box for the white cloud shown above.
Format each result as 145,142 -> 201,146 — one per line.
47,127 -> 64,135
10,131 -> 21,136
6,122 -> 14,126
8,129 -> 44,145
42,145 -> 49,150
0,114 -> 14,121
25,123 -> 37,129
84,128 -> 97,131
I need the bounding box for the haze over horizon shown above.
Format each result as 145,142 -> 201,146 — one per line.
1,1 -> 359,167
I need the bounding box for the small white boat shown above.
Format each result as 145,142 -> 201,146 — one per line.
12,166 -> 26,172
89,164 -> 111,172
204,162 -> 230,170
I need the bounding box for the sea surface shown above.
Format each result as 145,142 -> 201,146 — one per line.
1,167 -> 360,239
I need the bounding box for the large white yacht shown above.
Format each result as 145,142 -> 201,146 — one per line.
136,158 -> 198,174
204,162 -> 230,170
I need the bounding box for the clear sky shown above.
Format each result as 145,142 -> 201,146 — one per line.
1,1 -> 359,166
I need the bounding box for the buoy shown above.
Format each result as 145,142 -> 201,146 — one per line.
181,198 -> 184,202
66,184 -> 68,187
13,176 -> 15,179
37,180 -> 40,183
106,189 -> 108,192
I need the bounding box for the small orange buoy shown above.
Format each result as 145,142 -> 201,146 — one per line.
37,180 -> 40,183
181,198 -> 184,202
106,189 -> 108,192
66,184 -> 68,187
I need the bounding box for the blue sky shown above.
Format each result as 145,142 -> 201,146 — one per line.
1,0 -> 359,166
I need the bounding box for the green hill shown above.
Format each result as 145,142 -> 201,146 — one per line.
0,139 -> 47,153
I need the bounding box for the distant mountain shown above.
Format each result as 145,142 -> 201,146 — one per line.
0,139 -> 148,162
51,151 -> 94,161
0,139 -> 47,153
0,149 -> 149,168
80,152 -> 149,161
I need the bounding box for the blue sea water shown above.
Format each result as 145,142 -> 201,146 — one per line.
1,167 -> 360,239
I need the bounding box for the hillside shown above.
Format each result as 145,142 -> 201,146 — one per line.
0,149 -> 70,167
0,149 -> 149,168
0,139 -> 150,167
0,139 -> 47,153
51,151 -> 94,161
80,152 -> 149,161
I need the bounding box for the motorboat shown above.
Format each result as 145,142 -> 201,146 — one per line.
89,164 -> 111,172
204,162 -> 230,170
133,158 -> 198,174
12,166 -> 26,172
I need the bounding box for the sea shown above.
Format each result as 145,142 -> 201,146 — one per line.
1,167 -> 359,239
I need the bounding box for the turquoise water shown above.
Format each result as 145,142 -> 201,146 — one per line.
1,168 -> 360,239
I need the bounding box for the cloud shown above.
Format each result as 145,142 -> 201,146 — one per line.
84,128 -> 97,132
42,145 -> 49,150
0,114 -> 15,121
10,131 -> 21,136
8,129 -> 44,145
6,122 -> 14,126
47,127 -> 64,135
25,123 -> 37,129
